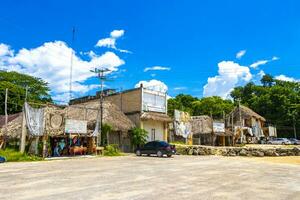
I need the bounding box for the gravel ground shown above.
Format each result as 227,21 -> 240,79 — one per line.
0,155 -> 299,200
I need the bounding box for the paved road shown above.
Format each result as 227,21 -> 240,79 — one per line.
0,155 -> 299,200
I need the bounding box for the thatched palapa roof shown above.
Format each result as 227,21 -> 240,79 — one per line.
0,113 -> 22,138
64,100 -> 135,132
230,105 -> 266,121
0,100 -> 135,138
140,112 -> 172,122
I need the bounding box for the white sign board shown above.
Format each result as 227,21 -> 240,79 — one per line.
213,122 -> 225,133
65,119 -> 87,134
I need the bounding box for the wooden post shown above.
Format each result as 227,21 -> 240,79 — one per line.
34,136 -> 39,155
163,122 -> 168,142
211,111 -> 214,146
20,109 -> 27,153
42,134 -> 47,158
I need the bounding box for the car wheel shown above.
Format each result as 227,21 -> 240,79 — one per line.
136,150 -> 141,156
147,154 -> 150,156
282,142 -> 285,145
157,151 -> 163,157
167,154 -> 172,158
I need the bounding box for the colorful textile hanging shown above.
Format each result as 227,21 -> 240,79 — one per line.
24,102 -> 45,136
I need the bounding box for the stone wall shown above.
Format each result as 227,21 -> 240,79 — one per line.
175,145 -> 300,157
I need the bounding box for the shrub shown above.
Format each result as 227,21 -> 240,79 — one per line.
130,128 -> 148,150
170,141 -> 186,145
104,144 -> 122,156
101,123 -> 113,146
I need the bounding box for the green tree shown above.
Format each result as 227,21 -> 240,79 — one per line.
261,74 -> 274,87
0,70 -> 52,114
168,94 -> 233,119
192,96 -> 234,118
130,128 -> 148,149
167,94 -> 198,116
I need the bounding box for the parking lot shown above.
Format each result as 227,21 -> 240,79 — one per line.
0,155 -> 299,200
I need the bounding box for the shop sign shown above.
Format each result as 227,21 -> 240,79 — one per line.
213,122 -> 225,133
65,119 -> 87,134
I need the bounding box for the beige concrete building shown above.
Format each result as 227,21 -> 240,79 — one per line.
104,85 -> 171,142
70,85 -> 171,142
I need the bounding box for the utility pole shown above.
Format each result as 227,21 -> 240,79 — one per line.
237,98 -> 243,143
25,86 -> 28,102
69,27 -> 75,102
2,88 -> 8,149
290,104 -> 298,139
90,68 -> 111,146
4,89 -> 8,135
293,114 -> 297,139
120,87 -> 123,111
237,98 -> 242,126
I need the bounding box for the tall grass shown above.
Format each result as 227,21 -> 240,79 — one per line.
0,148 -> 43,162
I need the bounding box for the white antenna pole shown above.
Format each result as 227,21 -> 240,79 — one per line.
69,27 -> 75,103
5,88 -> 8,135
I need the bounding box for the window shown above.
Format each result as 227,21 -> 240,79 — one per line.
142,90 -> 166,113
151,129 -> 156,141
144,142 -> 154,148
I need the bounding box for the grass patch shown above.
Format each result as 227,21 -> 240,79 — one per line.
103,144 -> 123,156
0,148 -> 43,162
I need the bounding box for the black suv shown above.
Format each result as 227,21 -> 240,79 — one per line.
135,141 -> 176,157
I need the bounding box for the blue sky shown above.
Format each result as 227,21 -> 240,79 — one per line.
0,0 -> 299,102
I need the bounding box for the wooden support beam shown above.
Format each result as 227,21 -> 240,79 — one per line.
20,111 -> 27,153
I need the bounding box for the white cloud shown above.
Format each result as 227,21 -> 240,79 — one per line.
96,38 -> 116,49
96,29 -> 130,53
135,79 -> 168,93
110,30 -> 124,38
0,43 -> 13,57
0,41 -> 125,102
258,70 -> 265,78
203,61 -> 252,98
250,56 -> 279,68
174,87 -> 187,91
275,75 -> 299,82
236,50 -> 246,59
144,66 -> 171,72
250,60 -> 268,68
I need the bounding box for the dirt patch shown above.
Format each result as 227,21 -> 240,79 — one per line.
245,144 -> 298,149
246,156 -> 300,165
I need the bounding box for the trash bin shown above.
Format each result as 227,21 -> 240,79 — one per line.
0,156 -> 6,163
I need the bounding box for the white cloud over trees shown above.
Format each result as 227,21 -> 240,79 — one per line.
203,61 -> 252,98
0,41 -> 125,102
135,79 -> 168,93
